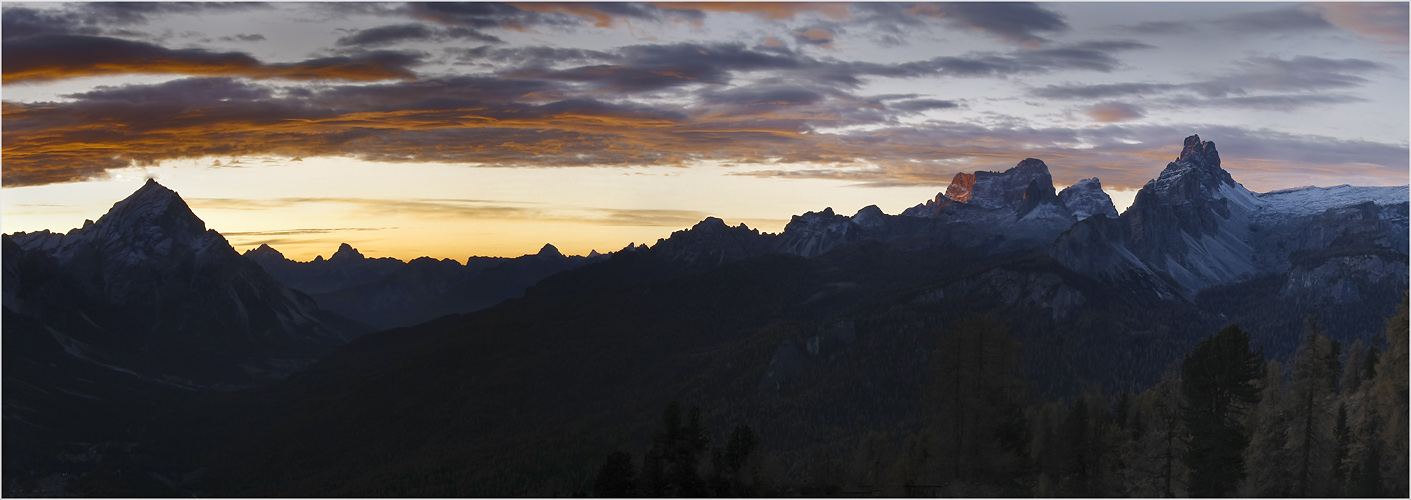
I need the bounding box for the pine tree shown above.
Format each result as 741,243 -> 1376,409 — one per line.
1181,324 -> 1263,497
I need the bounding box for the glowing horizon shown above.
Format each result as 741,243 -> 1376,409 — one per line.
3,2 -> 1406,261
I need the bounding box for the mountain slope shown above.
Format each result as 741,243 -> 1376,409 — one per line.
5,179 -> 368,388
1050,134 -> 1408,299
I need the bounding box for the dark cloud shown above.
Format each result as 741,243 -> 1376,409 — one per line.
1,3 -> 272,41
2,35 -> 420,83
1114,20 -> 1197,35
1189,56 -> 1385,98
513,42 -> 801,92
406,2 -> 577,30
888,99 -> 961,113
485,38 -> 1148,95
512,3 -> 706,28
73,2 -> 272,26
337,23 -> 502,47
337,23 -> 436,47
1,7 -> 102,40
1032,82 -> 1179,100
702,88 -> 826,107
1031,56 -> 1386,113
221,33 -> 267,43
844,39 -> 1150,81
1213,6 -> 1333,33
66,77 -> 275,103
1168,94 -> 1365,112
449,46 -> 616,66
903,2 -> 1069,45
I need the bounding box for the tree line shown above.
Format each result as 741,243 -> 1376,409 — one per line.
591,292 -> 1408,497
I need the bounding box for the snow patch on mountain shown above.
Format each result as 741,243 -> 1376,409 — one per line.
1255,184 -> 1410,221
1058,178 -> 1119,220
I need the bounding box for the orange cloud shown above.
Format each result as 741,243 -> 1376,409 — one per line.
1317,3 -> 1409,46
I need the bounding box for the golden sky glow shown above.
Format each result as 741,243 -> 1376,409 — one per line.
2,2 -> 1406,259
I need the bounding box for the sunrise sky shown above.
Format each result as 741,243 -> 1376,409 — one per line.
3,2 -> 1408,261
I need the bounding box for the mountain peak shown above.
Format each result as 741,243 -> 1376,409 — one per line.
84,178 -> 210,246
329,242 -> 364,262
941,158 -> 1056,210
1014,158 -> 1050,173
1178,134 -> 1217,164
1058,177 -> 1119,220
245,243 -> 286,261
692,217 -> 729,232
537,243 -> 563,258
1153,134 -> 1239,199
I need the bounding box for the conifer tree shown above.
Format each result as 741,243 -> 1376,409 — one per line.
1181,324 -> 1263,497
1241,360 -> 1292,497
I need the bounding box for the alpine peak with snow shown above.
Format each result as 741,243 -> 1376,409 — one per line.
1050,134 -> 1406,299
5,179 -> 365,389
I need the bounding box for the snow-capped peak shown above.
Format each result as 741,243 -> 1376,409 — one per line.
97,178 -> 207,235
1058,178 -> 1119,220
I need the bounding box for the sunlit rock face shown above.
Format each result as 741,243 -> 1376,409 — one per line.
945,158 -> 1055,210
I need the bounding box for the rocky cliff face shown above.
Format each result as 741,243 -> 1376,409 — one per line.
774,207 -> 859,258
1049,135 -> 1408,300
945,158 -> 1055,210
651,217 -> 773,265
1059,178 -> 1120,220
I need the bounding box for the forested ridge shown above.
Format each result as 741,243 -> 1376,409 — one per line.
588,294 -> 1409,497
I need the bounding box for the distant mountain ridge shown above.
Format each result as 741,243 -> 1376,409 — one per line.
246,242 -> 606,329
643,135 -> 1406,301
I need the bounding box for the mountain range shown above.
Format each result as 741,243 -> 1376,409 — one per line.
3,135 -> 1406,496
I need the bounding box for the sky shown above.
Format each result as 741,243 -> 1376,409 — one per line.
2,2 -> 1408,261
